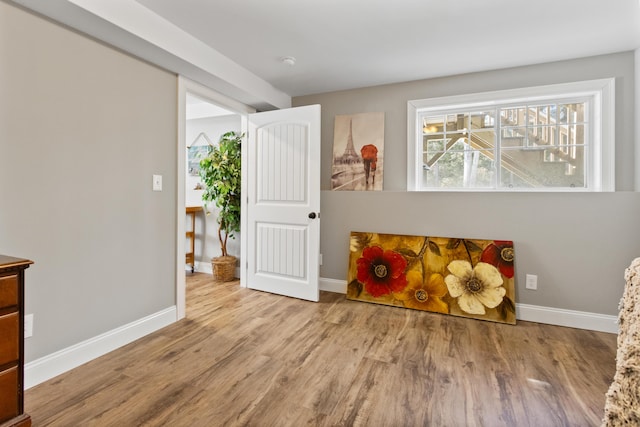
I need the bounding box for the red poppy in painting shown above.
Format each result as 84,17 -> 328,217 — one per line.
356,246 -> 408,297
480,240 -> 514,278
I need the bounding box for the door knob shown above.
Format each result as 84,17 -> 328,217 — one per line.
308,212 -> 316,219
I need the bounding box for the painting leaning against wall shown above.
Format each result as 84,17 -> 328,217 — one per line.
347,231 -> 516,324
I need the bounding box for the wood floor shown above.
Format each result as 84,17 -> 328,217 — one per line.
25,273 -> 617,426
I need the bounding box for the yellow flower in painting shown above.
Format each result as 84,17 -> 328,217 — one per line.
395,271 -> 448,314
444,261 -> 505,315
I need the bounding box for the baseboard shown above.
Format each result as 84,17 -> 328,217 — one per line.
319,277 -> 348,294
319,277 -> 618,334
188,261 -> 240,278
186,260 -> 210,274
516,303 -> 618,334
24,306 -> 177,389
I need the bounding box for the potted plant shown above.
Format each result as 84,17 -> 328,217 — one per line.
199,131 -> 242,281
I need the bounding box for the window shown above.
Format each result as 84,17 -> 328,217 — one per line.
407,79 -> 615,191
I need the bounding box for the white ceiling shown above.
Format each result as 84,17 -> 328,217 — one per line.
135,0 -> 640,97
11,0 -> 640,108
186,94 -> 234,120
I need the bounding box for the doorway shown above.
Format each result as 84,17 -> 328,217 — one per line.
176,76 -> 255,320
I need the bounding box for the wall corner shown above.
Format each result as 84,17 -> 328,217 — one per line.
635,49 -> 640,191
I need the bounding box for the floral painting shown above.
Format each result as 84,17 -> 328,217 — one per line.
347,231 -> 516,324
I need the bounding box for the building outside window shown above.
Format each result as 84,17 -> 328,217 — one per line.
407,79 -> 615,192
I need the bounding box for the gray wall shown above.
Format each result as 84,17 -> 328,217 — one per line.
294,52 -> 640,316
0,2 -> 177,361
636,49 -> 640,190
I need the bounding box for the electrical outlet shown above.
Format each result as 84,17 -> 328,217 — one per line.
525,274 -> 538,290
24,313 -> 33,338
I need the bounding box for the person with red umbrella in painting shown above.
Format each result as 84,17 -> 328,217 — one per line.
360,144 -> 378,185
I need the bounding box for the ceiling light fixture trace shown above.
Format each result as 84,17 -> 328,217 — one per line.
280,56 -> 296,66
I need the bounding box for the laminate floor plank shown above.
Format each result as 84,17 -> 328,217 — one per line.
25,273 -> 617,426
250,321 -> 378,418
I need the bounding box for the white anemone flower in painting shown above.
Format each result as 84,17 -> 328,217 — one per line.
445,260 -> 506,315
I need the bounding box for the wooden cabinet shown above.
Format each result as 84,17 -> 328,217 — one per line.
0,255 -> 32,427
186,206 -> 203,273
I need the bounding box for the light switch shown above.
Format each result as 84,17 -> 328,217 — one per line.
153,174 -> 163,191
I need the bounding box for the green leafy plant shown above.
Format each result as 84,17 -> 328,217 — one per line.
199,131 -> 242,258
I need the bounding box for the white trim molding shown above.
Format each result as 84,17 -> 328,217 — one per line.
407,78 -> 615,192
177,76 -> 255,319
24,306 -> 177,389
319,277 -> 350,294
319,277 -> 618,334
516,303 -> 618,334
188,262 -> 241,279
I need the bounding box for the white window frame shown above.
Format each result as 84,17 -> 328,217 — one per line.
407,79 -> 615,192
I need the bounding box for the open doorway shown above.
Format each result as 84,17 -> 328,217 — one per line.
176,77 -> 255,320
185,93 -> 240,274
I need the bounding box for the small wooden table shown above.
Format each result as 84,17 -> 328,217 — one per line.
186,206 -> 203,273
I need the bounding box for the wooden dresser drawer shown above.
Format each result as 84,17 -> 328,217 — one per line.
0,365 -> 19,423
0,256 -> 32,427
0,312 -> 19,366
0,274 -> 18,310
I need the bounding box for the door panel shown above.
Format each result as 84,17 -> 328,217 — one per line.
247,105 -> 321,301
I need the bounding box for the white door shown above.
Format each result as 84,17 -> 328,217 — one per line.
246,105 -> 321,301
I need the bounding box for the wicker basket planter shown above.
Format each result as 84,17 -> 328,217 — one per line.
212,255 -> 236,282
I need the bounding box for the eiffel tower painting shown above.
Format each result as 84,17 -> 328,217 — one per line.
331,112 -> 385,191
337,119 -> 361,164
